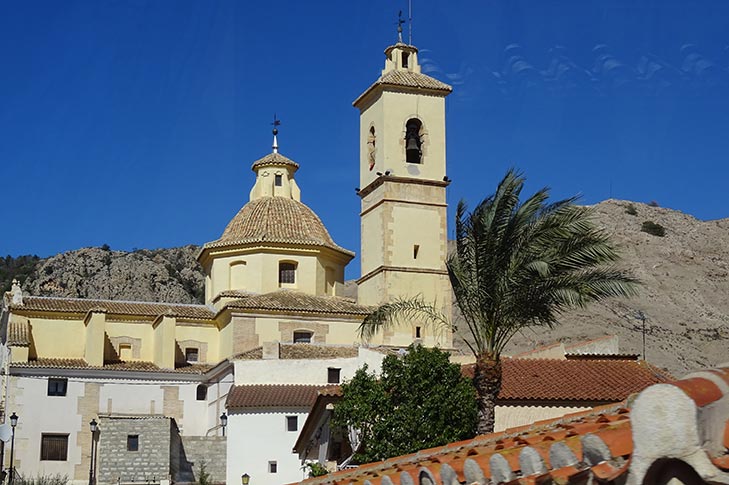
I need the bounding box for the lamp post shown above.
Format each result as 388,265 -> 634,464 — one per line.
89,419 -> 98,485
241,473 -> 250,485
219,413 -> 228,437
8,412 -> 18,485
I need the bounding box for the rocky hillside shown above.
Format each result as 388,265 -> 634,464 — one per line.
5,200 -> 728,376
17,245 -> 205,304
496,200 -> 729,376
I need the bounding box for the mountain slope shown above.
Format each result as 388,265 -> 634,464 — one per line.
493,200 -> 729,375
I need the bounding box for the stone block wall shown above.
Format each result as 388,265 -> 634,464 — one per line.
173,436 -> 226,484
97,416 -> 171,484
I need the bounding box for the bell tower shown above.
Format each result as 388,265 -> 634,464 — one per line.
354,40 -> 453,347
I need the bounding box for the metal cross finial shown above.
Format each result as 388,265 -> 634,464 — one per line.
272,114 -> 281,153
397,10 -> 405,43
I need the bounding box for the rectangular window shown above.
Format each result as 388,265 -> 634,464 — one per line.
269,461 -> 278,473
415,326 -> 422,339
286,415 -> 298,432
185,348 -> 199,362
40,434 -> 69,461
275,174 -> 283,186
328,367 -> 341,384
293,331 -> 312,343
127,435 -> 139,451
413,244 -> 420,259
279,262 -> 296,284
47,378 -> 68,397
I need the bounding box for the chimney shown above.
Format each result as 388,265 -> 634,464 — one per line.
262,341 -> 280,360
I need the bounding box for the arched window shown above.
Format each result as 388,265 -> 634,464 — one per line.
196,384 -> 207,401
367,126 -> 376,171
279,261 -> 297,285
405,118 -> 423,164
229,260 -> 247,289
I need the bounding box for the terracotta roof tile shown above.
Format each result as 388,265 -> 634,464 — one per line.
10,358 -> 214,374
7,318 -> 30,346
462,358 -> 672,402
250,152 -> 299,170
290,367 -> 729,485
354,70 -> 452,106
226,384 -> 327,408
224,291 -> 372,316
204,196 -> 354,256
11,296 -> 215,320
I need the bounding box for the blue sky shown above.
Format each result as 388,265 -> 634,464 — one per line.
2,0 -> 728,279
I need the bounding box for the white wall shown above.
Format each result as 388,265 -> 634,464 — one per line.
233,348 -> 385,385
494,404 -> 591,432
226,409 -> 309,485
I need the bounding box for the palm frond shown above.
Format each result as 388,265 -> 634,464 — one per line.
358,297 -> 451,342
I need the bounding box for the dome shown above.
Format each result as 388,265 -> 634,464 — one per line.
204,196 -> 353,256
251,152 -> 299,171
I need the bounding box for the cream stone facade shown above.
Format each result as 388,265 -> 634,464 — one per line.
0,37 -> 456,485
354,42 -> 453,347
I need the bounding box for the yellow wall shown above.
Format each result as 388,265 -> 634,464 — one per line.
105,320 -> 155,361
27,315 -> 86,359
176,323 -> 220,363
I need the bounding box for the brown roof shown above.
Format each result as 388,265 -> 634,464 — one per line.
235,344 -> 360,360
290,367 -> 729,485
7,318 -> 30,346
10,358 -> 214,374
250,152 -> 299,171
203,196 -> 354,256
225,291 -> 371,316
10,296 -> 215,320
462,358 -> 672,402
354,70 -> 452,106
226,384 -> 327,408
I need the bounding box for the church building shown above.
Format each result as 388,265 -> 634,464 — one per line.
0,35 -> 453,485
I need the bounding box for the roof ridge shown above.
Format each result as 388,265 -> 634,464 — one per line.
22,295 -> 210,309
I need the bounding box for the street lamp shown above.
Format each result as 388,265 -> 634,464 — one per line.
8,412 -> 18,485
241,473 -> 250,485
219,413 -> 228,437
89,419 -> 98,485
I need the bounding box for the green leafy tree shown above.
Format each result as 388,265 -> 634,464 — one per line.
332,345 -> 477,463
359,170 -> 639,434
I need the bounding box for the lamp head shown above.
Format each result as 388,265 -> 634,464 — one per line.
90,419 -> 98,433
220,412 -> 228,427
9,412 -> 18,427
241,473 -> 250,485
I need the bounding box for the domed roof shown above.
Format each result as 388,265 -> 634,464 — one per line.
251,152 -> 299,171
203,196 -> 354,256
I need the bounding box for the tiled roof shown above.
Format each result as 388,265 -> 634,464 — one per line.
226,384 -> 328,408
203,196 -> 354,256
7,318 -> 30,346
251,152 -> 299,170
225,291 -> 372,316
10,358 -> 214,374
10,296 -> 215,320
290,366 -> 729,485
354,70 -> 452,106
462,358 -> 672,402
234,344 -> 359,360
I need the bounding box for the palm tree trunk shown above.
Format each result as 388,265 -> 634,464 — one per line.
473,353 -> 502,435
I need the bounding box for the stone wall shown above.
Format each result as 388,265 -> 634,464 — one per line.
97,416 -> 171,484
174,436 -> 226,484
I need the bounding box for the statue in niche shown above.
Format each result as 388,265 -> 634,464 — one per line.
367,126 -> 376,171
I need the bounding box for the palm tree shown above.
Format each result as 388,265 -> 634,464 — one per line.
358,169 -> 639,434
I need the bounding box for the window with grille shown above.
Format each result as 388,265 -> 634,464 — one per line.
40,434 -> 68,461
293,331 -> 312,343
278,262 -> 296,285
47,378 -> 67,397
127,435 -> 139,451
185,347 -> 199,362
